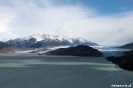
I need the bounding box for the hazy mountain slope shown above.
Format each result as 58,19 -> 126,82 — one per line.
0,42 -> 11,49
120,42 -> 133,49
29,39 -> 71,48
0,42 -> 15,53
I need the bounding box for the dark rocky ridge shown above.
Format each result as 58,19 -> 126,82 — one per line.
106,50 -> 133,71
120,42 -> 133,49
45,45 -> 103,57
123,50 -> 133,56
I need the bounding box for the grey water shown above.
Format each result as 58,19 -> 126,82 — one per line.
0,54 -> 133,88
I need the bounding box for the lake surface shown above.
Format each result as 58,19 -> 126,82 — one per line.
0,54 -> 133,88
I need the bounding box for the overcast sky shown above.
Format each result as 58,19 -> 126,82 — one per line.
0,0 -> 133,45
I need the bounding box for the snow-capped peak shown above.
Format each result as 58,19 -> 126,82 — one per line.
67,37 -> 91,43
0,38 -> 12,42
19,33 -> 51,41
0,33 -> 97,46
77,37 -> 91,43
22,34 -> 68,41
31,33 -> 41,38
52,35 -> 68,41
29,33 -> 43,41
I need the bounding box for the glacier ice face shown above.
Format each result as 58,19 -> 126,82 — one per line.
92,46 -> 132,56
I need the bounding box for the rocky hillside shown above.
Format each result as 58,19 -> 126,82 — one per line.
0,42 -> 15,53
106,50 -> 133,71
0,42 -> 11,49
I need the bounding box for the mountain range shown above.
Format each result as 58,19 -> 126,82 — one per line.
0,34 -> 98,48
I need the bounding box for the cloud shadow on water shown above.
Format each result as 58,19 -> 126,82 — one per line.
0,59 -> 121,71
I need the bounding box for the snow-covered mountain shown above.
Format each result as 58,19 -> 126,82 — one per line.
1,34 -> 68,42
0,34 -> 98,48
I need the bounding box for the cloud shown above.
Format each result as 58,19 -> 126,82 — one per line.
118,29 -> 127,32
0,0 -> 133,45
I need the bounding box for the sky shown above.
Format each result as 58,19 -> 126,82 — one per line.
0,0 -> 133,45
